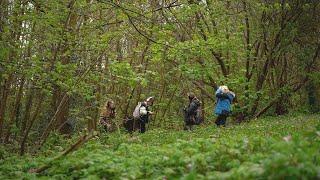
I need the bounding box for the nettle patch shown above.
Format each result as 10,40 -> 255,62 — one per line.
0,114 -> 320,179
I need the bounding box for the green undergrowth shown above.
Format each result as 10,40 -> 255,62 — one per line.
1,114 -> 320,179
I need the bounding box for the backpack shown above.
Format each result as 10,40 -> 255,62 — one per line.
186,98 -> 201,115
133,102 -> 142,119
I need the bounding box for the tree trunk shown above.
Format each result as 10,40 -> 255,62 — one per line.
20,93 -> 43,156
5,77 -> 25,143
20,86 -> 35,140
0,76 -> 12,141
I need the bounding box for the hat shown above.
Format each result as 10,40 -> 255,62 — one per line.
219,85 -> 229,92
146,96 -> 154,102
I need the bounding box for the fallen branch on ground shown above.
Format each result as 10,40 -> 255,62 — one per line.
29,132 -> 95,174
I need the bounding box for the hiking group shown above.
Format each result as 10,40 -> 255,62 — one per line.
99,85 -> 235,133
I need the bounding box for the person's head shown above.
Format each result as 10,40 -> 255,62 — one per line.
219,85 -> 229,93
187,92 -> 195,101
106,100 -> 115,110
146,96 -> 154,106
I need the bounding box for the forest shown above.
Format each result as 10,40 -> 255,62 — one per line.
0,0 -> 320,179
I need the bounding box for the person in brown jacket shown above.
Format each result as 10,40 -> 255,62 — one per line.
100,100 -> 116,132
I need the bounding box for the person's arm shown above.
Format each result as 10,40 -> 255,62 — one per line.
226,92 -> 235,102
186,103 -> 194,115
147,106 -> 154,115
215,88 -> 228,99
216,92 -> 229,99
229,91 -> 235,98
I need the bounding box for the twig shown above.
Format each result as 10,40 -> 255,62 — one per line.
193,81 -> 215,102
126,14 -> 172,48
153,1 -> 181,12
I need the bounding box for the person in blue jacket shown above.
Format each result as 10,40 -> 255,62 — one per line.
214,85 -> 235,127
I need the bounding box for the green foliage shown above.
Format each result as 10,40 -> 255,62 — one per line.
1,0 -> 320,171
0,114 -> 319,179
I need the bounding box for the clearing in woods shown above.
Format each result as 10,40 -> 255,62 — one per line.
0,114 -> 320,179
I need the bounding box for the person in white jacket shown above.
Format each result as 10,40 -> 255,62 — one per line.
138,97 -> 154,133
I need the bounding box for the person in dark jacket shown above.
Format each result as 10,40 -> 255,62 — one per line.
214,86 -> 235,127
183,93 -> 202,130
139,97 -> 154,133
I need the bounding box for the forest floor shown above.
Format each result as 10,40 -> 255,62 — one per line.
1,114 -> 320,179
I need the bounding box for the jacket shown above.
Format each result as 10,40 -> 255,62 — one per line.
184,97 -> 203,125
214,88 -> 235,115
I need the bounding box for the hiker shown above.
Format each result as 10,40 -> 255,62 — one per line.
100,100 -> 116,132
214,86 -> 235,127
183,93 -> 202,130
133,97 -> 155,133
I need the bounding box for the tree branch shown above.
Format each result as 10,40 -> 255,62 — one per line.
29,132 -> 95,173
153,1 -> 182,12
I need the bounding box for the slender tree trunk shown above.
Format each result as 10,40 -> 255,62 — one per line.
200,74 -> 206,121
20,92 -> 42,156
5,77 -> 25,143
243,1 -> 252,116
159,86 -> 178,128
153,82 -> 166,126
0,76 -> 12,141
20,86 -> 35,140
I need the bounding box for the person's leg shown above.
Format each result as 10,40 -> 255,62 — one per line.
215,115 -> 222,126
140,116 -> 147,133
184,117 -> 192,131
220,115 -> 228,127
140,121 -> 146,133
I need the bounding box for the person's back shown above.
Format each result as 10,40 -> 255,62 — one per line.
184,93 -> 202,130
137,97 -> 155,133
100,100 -> 116,132
214,86 -> 235,126
215,92 -> 234,115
